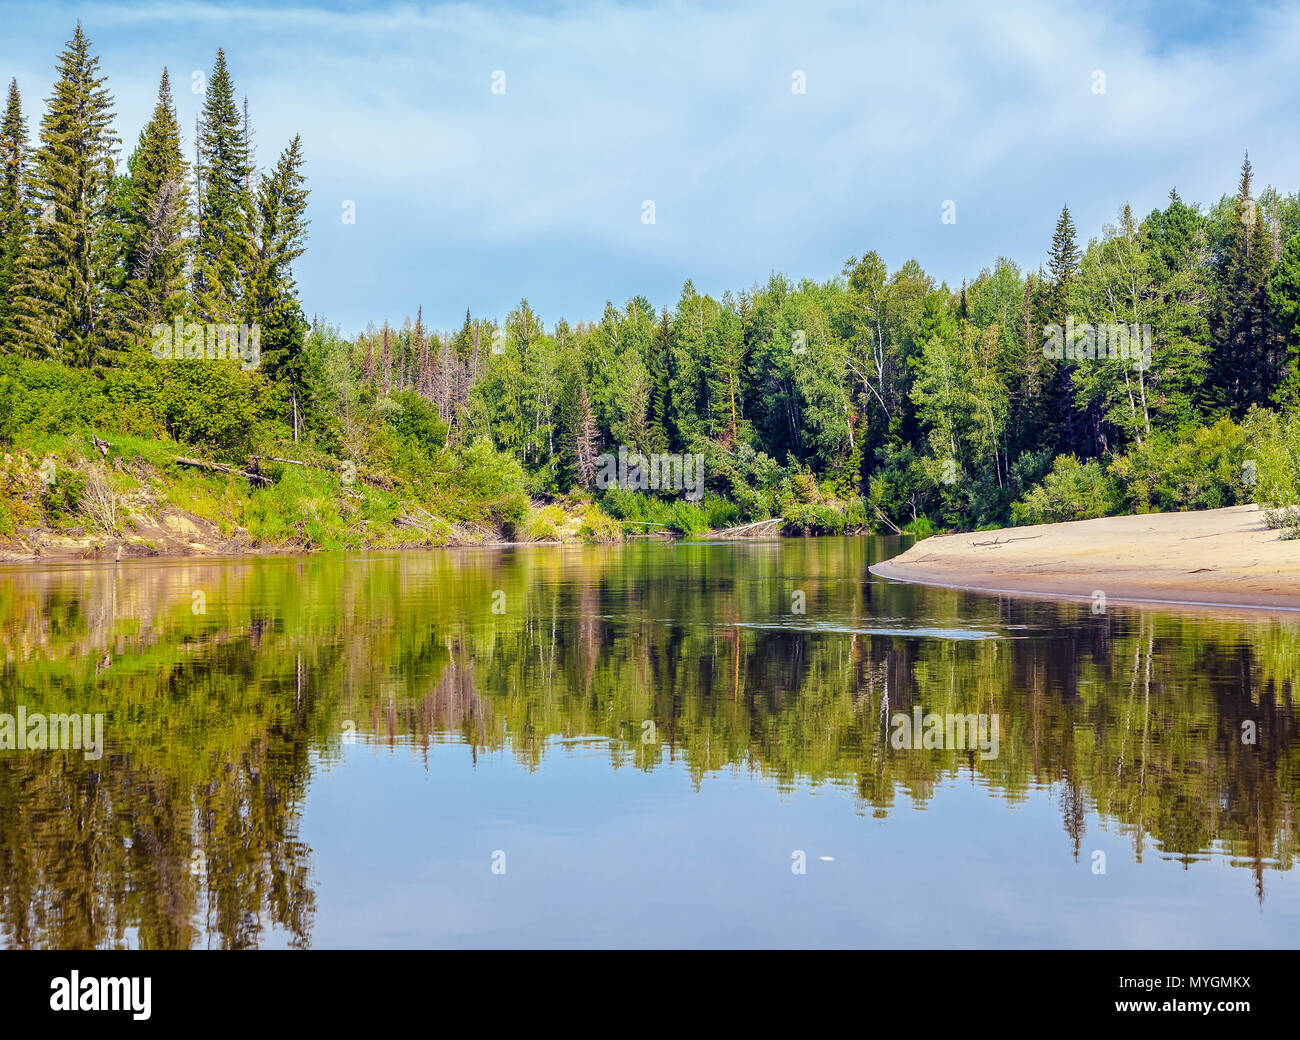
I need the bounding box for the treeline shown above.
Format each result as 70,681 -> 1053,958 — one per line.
1,25 -> 1297,539
333,158 -> 1300,532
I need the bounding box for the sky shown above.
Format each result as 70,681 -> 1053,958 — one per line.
1,0 -> 1297,336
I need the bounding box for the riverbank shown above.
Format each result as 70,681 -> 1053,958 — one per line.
0,432 -> 874,562
0,435 -> 628,563
869,504 -> 1300,611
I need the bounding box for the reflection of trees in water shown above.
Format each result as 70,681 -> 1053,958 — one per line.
0,539 -> 1297,945
0,744 -> 315,949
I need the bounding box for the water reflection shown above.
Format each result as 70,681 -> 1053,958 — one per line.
0,537 -> 1296,948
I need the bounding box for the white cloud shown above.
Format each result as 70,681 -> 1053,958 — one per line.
3,0 -> 1298,332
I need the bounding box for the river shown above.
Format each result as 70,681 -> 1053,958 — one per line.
1,536 -> 1296,947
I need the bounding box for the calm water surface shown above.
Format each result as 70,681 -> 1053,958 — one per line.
1,536 -> 1297,948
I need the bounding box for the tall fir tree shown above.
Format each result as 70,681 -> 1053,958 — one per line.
10,23 -> 119,366
250,135 -> 310,438
193,49 -> 253,322
650,306 -> 674,449
1044,204 -> 1081,454
0,78 -> 28,344
121,68 -> 189,331
1046,204 -> 1081,325
1211,153 -> 1278,415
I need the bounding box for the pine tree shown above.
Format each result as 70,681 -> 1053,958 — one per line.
0,78 -> 28,344
193,49 -> 253,322
361,332 -> 375,386
380,323 -> 393,396
413,304 -> 432,398
121,68 -> 189,331
11,23 -> 119,366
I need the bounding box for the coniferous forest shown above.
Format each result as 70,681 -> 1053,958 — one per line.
1,25 -> 1298,552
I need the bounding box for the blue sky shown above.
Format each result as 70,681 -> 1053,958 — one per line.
1,0 -> 1297,336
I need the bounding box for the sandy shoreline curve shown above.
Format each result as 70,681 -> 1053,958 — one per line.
869,504 -> 1300,612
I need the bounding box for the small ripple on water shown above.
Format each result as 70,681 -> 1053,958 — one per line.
728,620 -> 1000,640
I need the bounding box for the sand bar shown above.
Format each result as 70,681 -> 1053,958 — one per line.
869,504 -> 1300,611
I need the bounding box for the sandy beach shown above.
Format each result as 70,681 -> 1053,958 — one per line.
869,504 -> 1300,611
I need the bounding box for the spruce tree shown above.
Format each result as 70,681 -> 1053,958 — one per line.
650,306 -> 674,448
122,68 -> 189,330
1046,204 -> 1081,324
1211,153 -> 1277,414
11,23 -> 119,366
1044,204 -> 1081,453
0,78 -> 28,344
250,135 -> 310,438
194,49 -> 253,322
1247,194 -> 1279,401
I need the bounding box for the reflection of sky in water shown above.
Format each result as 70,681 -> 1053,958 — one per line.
289,738 -> 1300,949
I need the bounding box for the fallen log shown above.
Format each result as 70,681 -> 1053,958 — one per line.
254,454 -> 398,490
174,456 -> 273,485
869,502 -> 903,535
711,517 -> 785,539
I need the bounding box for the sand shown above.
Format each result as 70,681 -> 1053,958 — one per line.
868,504 -> 1300,612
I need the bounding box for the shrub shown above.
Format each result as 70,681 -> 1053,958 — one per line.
1263,504 -> 1300,539
1012,455 -> 1117,524
577,503 -> 623,542
902,516 -> 935,539
1109,418 -> 1247,513
523,504 -> 566,541
669,500 -> 709,535
1243,406 -> 1300,508
702,495 -> 742,530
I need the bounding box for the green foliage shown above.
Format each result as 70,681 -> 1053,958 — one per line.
666,500 -> 707,536
522,504 -> 567,541
453,436 -> 528,511
576,503 -> 622,541
1243,405 -> 1300,506
1,36 -> 1297,545
1108,418 -> 1248,513
10,24 -> 119,366
902,516 -> 935,539
781,500 -> 868,535
1268,235 -> 1300,406
1013,455 -> 1117,524
0,78 -> 28,343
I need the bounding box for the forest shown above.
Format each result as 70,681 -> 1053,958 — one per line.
1,25 -> 1298,549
